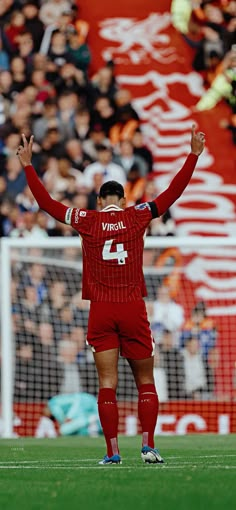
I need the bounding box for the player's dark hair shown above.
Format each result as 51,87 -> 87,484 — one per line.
99,180 -> 124,199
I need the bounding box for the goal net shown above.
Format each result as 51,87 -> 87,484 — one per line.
1,237 -> 236,437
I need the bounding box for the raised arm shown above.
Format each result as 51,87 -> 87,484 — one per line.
153,125 -> 205,216
16,134 -> 69,223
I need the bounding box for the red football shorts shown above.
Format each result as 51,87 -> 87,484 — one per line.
87,300 -> 155,359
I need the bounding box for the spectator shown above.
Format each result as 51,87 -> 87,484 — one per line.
83,144 -> 126,189
34,321 -> 62,400
58,337 -> 82,394
91,65 -> 118,102
182,334 -> 207,399
32,97 -> 58,143
180,300 -> 218,394
0,31 -> 10,70
132,128 -> 153,173
9,56 -> 28,93
82,124 -> 110,160
0,197 -> 18,236
113,139 -> 148,177
53,63 -> 88,103
151,283 -> 185,345
39,0 -> 72,27
56,91 -> 79,141
110,88 -> 140,145
44,157 -> 85,194
154,328 -> 185,401
65,138 -> 92,172
0,70 -> 14,102
72,107 -> 91,142
47,30 -> 71,67
90,95 -> 116,137
124,165 -> 146,206
40,127 -> 66,159
4,155 -> 27,199
41,280 -> 69,336
21,261 -> 48,305
22,1 -> 44,53
86,172 -> 104,210
31,68 -> 56,114
14,329 -> 37,401
4,10 -> 26,54
67,26 -> 91,73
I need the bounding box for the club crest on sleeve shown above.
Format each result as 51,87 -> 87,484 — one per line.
135,203 -> 150,211
74,209 -> 87,223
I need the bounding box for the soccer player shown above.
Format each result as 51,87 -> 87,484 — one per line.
16,125 -> 205,465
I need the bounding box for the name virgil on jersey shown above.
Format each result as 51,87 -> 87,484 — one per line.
102,221 -> 126,231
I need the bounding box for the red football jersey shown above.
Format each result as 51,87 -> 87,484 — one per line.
24,154 -> 198,302
65,203 -> 153,302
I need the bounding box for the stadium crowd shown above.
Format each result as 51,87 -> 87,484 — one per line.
171,0 -> 236,143
0,0 -> 176,240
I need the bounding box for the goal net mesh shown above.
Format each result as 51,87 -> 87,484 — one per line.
1,238 -> 236,437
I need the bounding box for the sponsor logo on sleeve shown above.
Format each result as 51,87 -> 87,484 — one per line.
79,210 -> 87,217
134,202 -> 151,211
74,209 -> 80,223
65,208 -> 73,225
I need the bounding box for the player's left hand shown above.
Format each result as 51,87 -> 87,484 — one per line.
190,124 -> 205,156
16,134 -> 34,167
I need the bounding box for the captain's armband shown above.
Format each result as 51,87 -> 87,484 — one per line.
65,207 -> 73,225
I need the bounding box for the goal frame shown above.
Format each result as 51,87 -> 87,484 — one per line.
1,235 -> 236,438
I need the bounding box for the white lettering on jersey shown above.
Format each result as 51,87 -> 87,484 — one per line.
74,209 -> 80,223
65,207 -> 73,225
102,239 -> 128,265
102,221 -> 126,231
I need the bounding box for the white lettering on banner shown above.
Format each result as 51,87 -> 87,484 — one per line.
218,415 -> 230,435
155,414 -> 231,435
99,13 -> 176,65
99,15 -> 236,316
155,415 -> 176,436
177,222 -> 236,237
175,415 -> 207,435
174,194 -> 235,220
186,258 -> 236,288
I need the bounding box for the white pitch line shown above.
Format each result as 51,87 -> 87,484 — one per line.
0,459 -> 98,464
167,454 -> 236,459
0,465 -> 236,470
1,454 -> 236,466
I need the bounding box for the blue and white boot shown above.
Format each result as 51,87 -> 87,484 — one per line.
99,454 -> 122,465
141,446 -> 164,464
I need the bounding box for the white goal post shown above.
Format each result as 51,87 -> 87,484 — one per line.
1,236 -> 236,438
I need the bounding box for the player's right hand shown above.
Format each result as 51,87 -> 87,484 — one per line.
16,134 -> 34,167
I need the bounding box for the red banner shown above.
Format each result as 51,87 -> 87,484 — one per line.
77,0 -> 236,397
13,402 -> 236,436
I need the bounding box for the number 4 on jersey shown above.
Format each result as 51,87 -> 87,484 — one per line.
102,239 -> 128,265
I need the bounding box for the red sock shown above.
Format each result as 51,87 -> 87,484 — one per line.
138,383 -> 159,448
98,388 -> 119,457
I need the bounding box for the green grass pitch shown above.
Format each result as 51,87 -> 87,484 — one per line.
0,435 -> 235,510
